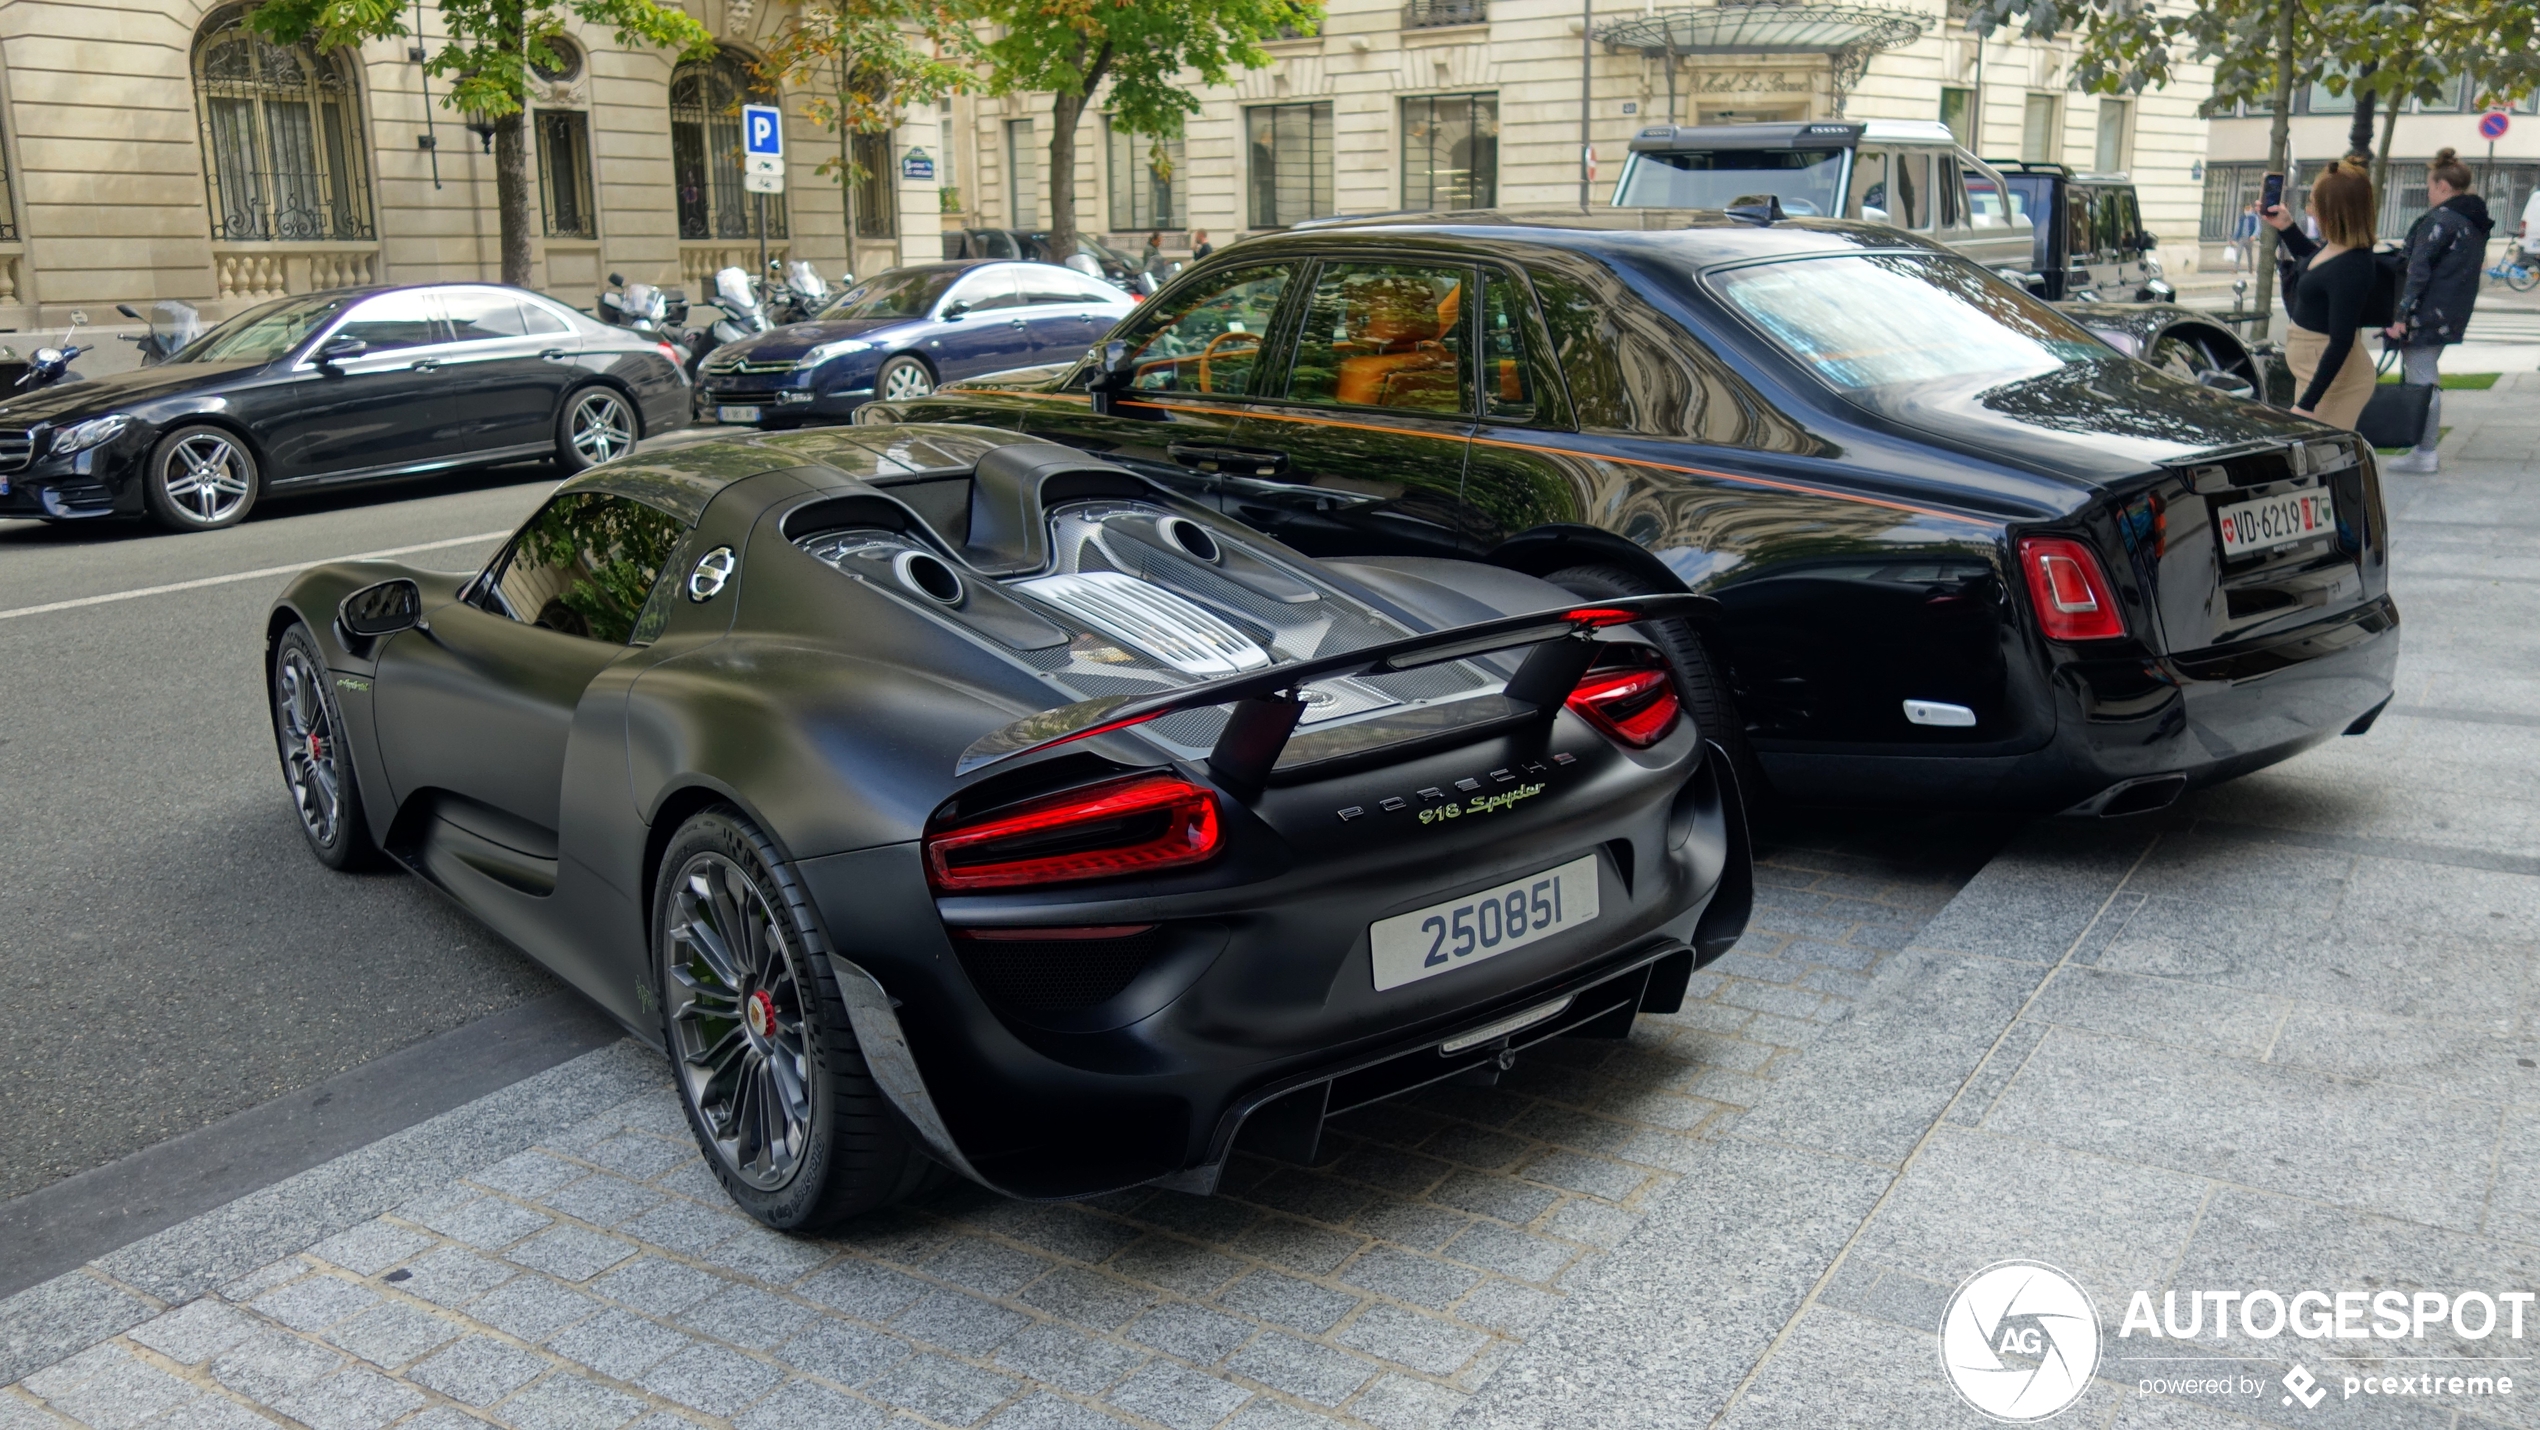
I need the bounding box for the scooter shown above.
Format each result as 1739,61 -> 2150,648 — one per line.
597,273 -> 676,336
116,301 -> 204,366
1,310 -> 90,391
682,267 -> 773,379
766,259 -> 835,325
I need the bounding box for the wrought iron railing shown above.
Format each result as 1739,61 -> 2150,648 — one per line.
194,18 -> 376,243
1403,0 -> 1487,28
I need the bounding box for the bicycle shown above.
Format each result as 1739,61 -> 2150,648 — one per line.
2487,252 -> 2539,291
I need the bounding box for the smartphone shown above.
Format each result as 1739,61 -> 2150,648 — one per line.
2261,172 -> 2285,213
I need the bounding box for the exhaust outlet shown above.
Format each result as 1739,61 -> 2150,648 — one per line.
2063,773 -> 2189,819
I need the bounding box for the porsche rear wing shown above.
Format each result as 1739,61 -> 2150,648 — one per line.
955,594 -> 1715,789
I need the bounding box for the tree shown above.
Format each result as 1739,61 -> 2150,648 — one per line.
757,0 -> 979,248
1964,0 -> 2538,319
249,0 -> 715,288
977,0 -> 1322,262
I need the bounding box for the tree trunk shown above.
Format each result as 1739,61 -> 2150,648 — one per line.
2253,0 -> 2297,322
1043,42 -> 1114,261
839,57 -> 857,256
495,111 -> 535,287
2373,61 -> 2406,203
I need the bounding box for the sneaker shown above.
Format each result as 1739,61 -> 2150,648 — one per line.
2382,449 -> 2438,474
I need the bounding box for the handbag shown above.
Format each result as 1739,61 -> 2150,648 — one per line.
2355,346 -> 2434,450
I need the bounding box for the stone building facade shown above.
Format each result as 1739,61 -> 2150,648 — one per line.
945,0 -> 2216,270
0,0 -> 941,334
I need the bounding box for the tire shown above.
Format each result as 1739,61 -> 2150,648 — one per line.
1543,563 -> 1770,810
2511,264 -> 2538,294
271,622 -> 381,870
654,807 -> 948,1230
556,386 -> 639,473
144,424 -> 259,531
876,355 -> 935,402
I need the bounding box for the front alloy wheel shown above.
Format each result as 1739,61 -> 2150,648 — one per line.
275,645 -> 344,848
877,356 -> 935,402
146,426 -> 259,530
665,852 -> 814,1191
561,389 -> 636,471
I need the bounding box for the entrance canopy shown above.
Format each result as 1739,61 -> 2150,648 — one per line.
1595,3 -> 1927,115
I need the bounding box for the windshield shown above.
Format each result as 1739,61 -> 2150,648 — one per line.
1706,252 -> 2110,394
819,268 -> 960,321
1613,148 -> 1847,216
179,294 -> 353,364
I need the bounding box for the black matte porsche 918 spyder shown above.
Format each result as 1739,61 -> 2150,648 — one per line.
265,424 -> 1749,1228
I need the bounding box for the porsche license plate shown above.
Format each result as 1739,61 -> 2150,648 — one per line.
2216,487 -> 2336,557
716,405 -> 762,424
1369,855 -> 1600,992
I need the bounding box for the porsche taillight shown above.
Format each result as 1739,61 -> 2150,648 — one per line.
925,774 -> 1221,892
2019,536 -> 2126,642
1566,666 -> 1682,748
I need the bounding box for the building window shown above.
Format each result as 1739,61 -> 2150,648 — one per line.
536,111 -> 595,239
1248,102 -> 1333,229
1402,94 -> 1497,210
1940,87 -> 1975,149
670,53 -> 786,241
1402,0 -> 1487,27
2093,99 -> 2130,173
1007,119 -> 1038,227
853,131 -> 897,238
2020,94 -> 2059,164
1108,122 -> 1184,230
192,6 -> 375,242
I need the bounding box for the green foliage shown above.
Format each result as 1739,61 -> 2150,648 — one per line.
1960,0 -> 2534,116
758,0 -> 979,189
976,0 -> 1323,144
247,0 -> 714,119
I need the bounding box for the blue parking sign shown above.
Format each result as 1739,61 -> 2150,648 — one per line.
743,104 -> 783,157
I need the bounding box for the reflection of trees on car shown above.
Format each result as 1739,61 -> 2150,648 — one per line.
513,493 -> 685,644
1528,260 -> 1814,452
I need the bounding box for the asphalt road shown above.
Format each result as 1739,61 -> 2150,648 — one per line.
0,467 -> 573,1201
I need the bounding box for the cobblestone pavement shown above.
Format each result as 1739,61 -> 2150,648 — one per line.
0,810 -> 2005,1430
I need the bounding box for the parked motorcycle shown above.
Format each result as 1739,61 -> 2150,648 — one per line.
765,259 -> 835,325
681,267 -> 773,379
597,273 -> 682,337
1,310 -> 90,391
115,300 -> 203,366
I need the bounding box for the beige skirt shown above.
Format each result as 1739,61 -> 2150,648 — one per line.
2283,324 -> 2378,431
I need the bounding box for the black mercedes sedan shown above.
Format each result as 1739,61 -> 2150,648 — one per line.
867,211 -> 2399,817
0,283 -> 690,532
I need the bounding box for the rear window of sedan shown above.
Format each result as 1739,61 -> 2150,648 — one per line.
1705,252 -> 2109,393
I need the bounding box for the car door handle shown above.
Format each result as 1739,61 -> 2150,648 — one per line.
1008,318 -> 1029,329
1168,443 -> 1289,477
410,357 -> 441,372
539,348 -> 569,361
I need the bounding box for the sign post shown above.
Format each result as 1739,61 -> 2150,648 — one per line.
742,103 -> 785,282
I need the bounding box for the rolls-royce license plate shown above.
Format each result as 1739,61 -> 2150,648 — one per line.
2216,487 -> 2336,557
1368,855 -> 1600,992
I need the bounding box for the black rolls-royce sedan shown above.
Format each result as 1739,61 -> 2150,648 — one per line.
867,211 -> 2398,816
0,282 -> 690,531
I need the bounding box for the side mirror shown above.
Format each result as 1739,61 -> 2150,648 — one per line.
337,578 -> 421,639
1087,338 -> 1134,415
940,300 -> 972,321
607,272 -> 626,287
2138,232 -> 2160,251
116,303 -> 142,321
317,335 -> 368,367
69,310 -> 88,328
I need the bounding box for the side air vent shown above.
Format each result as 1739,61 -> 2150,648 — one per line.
1015,571 -> 1272,677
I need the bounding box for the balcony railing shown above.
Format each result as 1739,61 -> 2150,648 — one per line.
1404,0 -> 1487,29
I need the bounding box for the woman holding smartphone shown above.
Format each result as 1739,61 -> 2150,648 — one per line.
2261,157 -> 2379,429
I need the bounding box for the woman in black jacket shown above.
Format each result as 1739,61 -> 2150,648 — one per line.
2262,158 -> 2380,430
2381,149 -> 2493,472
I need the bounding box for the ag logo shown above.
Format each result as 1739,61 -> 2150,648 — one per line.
1939,1260 -> 2101,1421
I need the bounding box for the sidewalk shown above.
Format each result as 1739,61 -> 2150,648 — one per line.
2,385 -> 2531,1430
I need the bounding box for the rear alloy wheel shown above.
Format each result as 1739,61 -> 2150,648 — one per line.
656,808 -> 948,1228
876,355 -> 935,402
145,425 -> 258,531
271,622 -> 379,869
557,388 -> 637,472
